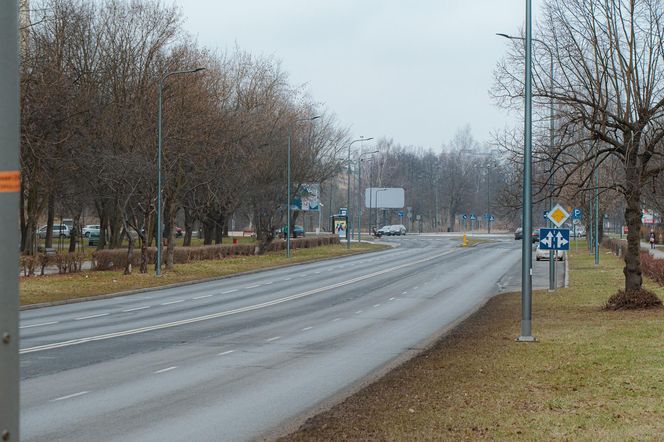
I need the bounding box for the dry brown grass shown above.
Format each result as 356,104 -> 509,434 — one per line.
283,244 -> 664,441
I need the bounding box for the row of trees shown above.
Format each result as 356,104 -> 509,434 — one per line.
493,0 -> 664,299
330,128 -> 512,235
20,0 -> 347,273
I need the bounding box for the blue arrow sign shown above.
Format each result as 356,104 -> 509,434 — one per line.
398,211 -> 404,217
539,228 -> 570,250
470,214 -> 476,220
489,215 -> 495,221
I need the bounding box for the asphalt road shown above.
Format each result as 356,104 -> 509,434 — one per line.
20,235 -> 556,441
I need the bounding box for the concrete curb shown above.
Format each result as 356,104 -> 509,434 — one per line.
21,245 -> 392,311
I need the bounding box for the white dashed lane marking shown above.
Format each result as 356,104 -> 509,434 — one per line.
373,304 -> 381,308
266,336 -> 281,342
154,366 -> 177,374
193,295 -> 212,300
218,350 -> 235,356
51,391 -> 89,402
161,300 -> 185,306
20,321 -> 59,329
301,326 -> 313,331
245,285 -> 261,289
355,310 -> 363,314
122,306 -> 151,313
222,289 -> 238,294
74,313 -> 109,321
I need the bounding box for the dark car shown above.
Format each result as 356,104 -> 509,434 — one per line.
88,230 -> 101,246
514,227 -> 523,240
281,225 -> 304,238
531,229 -> 540,243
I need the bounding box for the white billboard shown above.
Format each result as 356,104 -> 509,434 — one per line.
365,187 -> 405,209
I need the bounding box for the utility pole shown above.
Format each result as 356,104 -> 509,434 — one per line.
1,2 -> 21,440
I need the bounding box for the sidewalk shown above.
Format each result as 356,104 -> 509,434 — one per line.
640,241 -> 664,259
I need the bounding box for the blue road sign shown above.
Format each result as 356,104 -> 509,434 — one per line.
484,213 -> 491,220
489,215 -> 495,221
398,211 -> 404,217
470,214 -> 476,220
572,208 -> 582,220
339,207 -> 347,216
461,214 -> 467,220
543,210 -> 549,219
539,228 -> 570,250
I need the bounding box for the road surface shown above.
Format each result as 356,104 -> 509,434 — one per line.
20,235 -> 555,441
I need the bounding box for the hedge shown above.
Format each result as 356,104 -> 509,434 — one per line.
603,237 -> 664,286
19,252 -> 86,276
92,235 -> 341,270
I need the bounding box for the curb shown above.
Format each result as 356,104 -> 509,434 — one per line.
21,244 -> 392,311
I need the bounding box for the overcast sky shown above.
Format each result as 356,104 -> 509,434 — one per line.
174,1 -> 543,150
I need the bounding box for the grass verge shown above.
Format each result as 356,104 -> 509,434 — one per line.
20,242 -> 387,306
283,245 -> 664,441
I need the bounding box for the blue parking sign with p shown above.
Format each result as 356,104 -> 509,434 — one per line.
572,208 -> 582,220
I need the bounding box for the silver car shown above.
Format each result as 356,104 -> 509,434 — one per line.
37,224 -> 70,239
388,224 -> 407,236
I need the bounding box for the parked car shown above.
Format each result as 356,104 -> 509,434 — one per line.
376,225 -> 392,237
88,230 -> 101,246
388,224 -> 407,236
514,227 -> 523,240
535,244 -> 565,261
82,224 -> 100,238
37,224 -> 70,239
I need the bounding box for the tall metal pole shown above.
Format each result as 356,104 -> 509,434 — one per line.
486,165 -> 491,234
0,3 -> 20,439
358,157 -> 362,243
156,67 -> 205,275
518,0 -> 535,342
287,127 -> 292,257
548,52 -> 556,291
156,80 -> 163,275
346,137 -> 372,248
287,115 -> 320,257
595,161 -> 600,265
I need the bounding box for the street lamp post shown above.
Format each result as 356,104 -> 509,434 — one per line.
497,31 -> 556,291
346,137 -> 373,248
357,150 -> 379,243
498,1 -> 535,341
376,188 -> 388,228
287,115 -> 320,258
156,67 -> 205,276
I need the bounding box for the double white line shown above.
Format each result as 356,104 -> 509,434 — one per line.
21,249 -> 454,354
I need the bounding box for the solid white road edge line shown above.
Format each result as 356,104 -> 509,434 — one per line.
20,249 -> 455,354
122,306 -> 151,312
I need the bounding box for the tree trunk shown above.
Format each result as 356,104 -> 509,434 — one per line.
166,202 -> 176,271
623,157 -> 643,292
183,207 -> 193,247
68,213 -> 81,253
214,212 -> 224,244
123,228 -> 134,275
45,189 -> 55,248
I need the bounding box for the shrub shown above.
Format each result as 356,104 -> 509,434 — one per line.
605,289 -> 663,310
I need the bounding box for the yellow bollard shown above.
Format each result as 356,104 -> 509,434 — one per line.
463,233 -> 468,247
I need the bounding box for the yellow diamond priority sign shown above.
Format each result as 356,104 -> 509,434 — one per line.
546,203 -> 570,227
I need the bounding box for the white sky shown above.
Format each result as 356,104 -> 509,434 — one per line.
175,0 -> 543,150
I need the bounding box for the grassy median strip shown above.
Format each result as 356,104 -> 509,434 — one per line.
20,242 -> 388,306
284,244 -> 664,441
